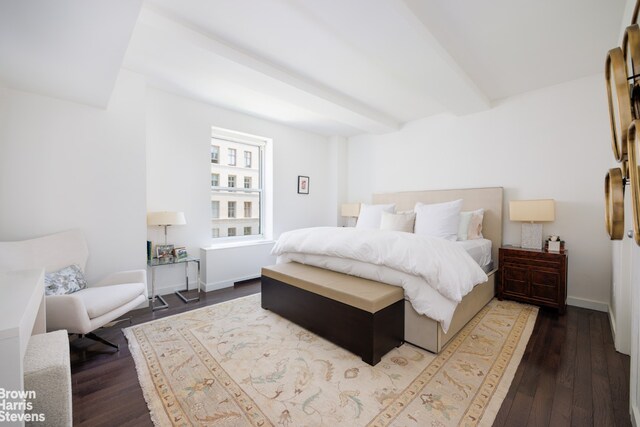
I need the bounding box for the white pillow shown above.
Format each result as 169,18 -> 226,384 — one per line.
457,208 -> 484,241
356,203 -> 395,229
414,199 -> 463,241
380,211 -> 415,232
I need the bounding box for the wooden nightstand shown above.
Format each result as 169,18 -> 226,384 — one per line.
498,245 -> 568,313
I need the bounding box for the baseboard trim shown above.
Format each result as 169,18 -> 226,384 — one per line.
566,296 -> 608,312
204,275 -> 259,292
631,403 -> 639,427
204,281 -> 234,292
609,305 -> 617,340
152,276 -> 261,295
152,281 -> 205,297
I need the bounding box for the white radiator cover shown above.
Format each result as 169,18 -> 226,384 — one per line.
200,240 -> 276,291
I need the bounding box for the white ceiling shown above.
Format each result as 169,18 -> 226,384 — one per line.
0,0 -> 142,108
0,0 -> 628,136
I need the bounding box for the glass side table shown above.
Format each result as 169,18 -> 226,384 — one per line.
147,257 -> 201,311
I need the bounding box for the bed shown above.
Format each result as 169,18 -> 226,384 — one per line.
270,187 -> 503,353
372,187 -> 502,352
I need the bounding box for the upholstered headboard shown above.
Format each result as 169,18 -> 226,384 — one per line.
372,187 -> 503,265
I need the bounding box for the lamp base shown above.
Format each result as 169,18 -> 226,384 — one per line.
521,223 -> 543,250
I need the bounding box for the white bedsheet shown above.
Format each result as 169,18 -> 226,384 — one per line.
272,227 -> 488,332
456,238 -> 492,269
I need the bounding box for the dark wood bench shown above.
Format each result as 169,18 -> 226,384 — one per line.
261,262 -> 404,365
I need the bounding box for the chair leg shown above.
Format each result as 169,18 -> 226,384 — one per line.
84,332 -> 119,350
102,317 -> 132,328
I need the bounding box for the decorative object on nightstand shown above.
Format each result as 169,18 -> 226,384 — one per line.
509,199 -> 555,250
147,211 -> 186,245
174,247 -> 188,260
498,246 -> 567,313
341,203 -> 361,227
545,235 -> 564,253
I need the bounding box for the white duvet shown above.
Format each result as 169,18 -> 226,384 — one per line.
272,227 -> 488,332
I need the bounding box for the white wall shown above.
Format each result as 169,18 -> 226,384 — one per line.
329,136 -> 349,225
146,87 -> 337,292
347,74 -> 612,309
0,70 -> 147,283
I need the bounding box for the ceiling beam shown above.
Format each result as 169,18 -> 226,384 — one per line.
136,7 -> 400,134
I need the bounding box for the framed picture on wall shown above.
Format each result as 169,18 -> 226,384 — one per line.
297,176 -> 310,194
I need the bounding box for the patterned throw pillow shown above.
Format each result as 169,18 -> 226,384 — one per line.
44,264 -> 87,296
467,210 -> 485,240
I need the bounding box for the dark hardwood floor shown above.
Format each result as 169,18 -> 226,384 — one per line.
70,282 -> 631,427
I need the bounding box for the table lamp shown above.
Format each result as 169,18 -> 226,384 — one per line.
147,211 -> 186,244
341,203 -> 361,227
509,199 -> 555,250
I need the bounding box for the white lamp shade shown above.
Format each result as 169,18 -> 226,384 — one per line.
147,211 -> 186,226
509,199 -> 555,222
341,203 -> 361,217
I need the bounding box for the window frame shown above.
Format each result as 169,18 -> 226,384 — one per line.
228,148 -> 237,166
210,128 -> 268,243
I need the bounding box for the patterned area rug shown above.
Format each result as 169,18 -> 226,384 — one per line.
124,294 -> 537,426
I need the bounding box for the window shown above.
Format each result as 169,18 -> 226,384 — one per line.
212,228 -> 219,238
211,130 -> 266,240
211,201 -> 219,219
211,145 -> 219,163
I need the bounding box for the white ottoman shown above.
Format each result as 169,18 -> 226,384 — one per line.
23,330 -> 72,427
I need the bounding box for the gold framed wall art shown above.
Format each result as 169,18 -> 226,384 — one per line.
606,48 -> 633,164
627,121 -> 640,245
605,167 -> 625,240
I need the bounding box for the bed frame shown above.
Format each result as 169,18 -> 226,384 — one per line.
372,187 -> 503,353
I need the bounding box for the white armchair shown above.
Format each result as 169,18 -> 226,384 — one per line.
0,230 -> 147,349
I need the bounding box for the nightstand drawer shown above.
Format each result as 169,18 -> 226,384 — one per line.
502,256 -> 560,270
502,265 -> 528,297
531,268 -> 560,287
530,283 -> 558,302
